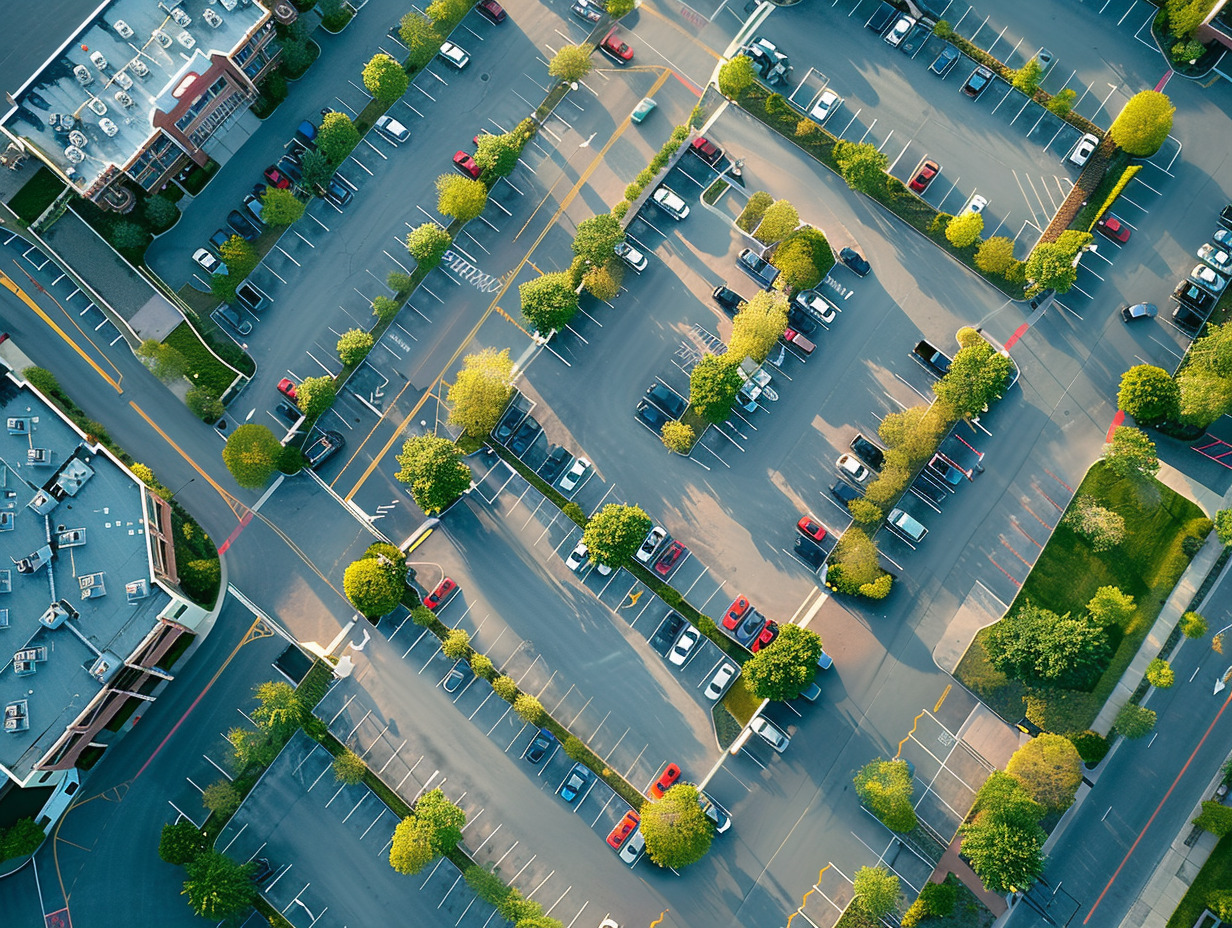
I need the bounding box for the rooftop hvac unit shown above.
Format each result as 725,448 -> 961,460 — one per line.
115,91 -> 134,108
114,70 -> 133,90
13,661 -> 35,676
64,145 -> 85,164
125,578 -> 149,601
38,600 -> 77,629
14,648 -> 48,663
89,652 -> 122,683
6,417 -> 30,434
88,97 -> 107,116
170,7 -> 192,26
220,0 -> 238,11
90,51 -> 108,70
28,447 -> 51,465
177,31 -> 195,48
4,701 -> 29,733
73,65 -> 93,86
130,58 -> 150,78
57,528 -> 86,547
68,129 -> 88,148
153,29 -> 172,48
0,512 -> 13,532
115,19 -> 134,38
202,8 -> 223,27
80,572 -> 107,599
99,118 -> 118,137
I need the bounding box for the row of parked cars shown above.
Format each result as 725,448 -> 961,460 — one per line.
1168,209 -> 1232,332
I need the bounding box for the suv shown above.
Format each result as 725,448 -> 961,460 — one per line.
305,430 -> 345,468
475,0 -> 507,22
961,66 -> 994,99
227,209 -> 260,242
652,186 -> 689,220
645,383 -> 685,418
913,339 -> 953,376
215,304 -> 251,336
750,716 -> 790,752
649,612 -> 686,656
690,137 -> 723,164
712,285 -> 744,315
1172,280 -> 1216,312
850,434 -> 885,470
887,508 -> 928,542
236,281 -> 269,313
526,727 -> 555,763
738,248 -> 781,289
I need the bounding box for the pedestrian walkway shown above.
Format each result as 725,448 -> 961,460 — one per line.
934,835 -> 1008,916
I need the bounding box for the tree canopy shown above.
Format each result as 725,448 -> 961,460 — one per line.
474,131 -> 524,179
394,434 -> 473,514
1103,425 -> 1159,479
363,53 -> 409,104
984,602 -> 1111,689
296,375 -> 337,418
260,187 -> 306,226
337,328 -> 374,366
1109,91 -> 1174,156
959,813 -> 1045,893
772,227 -> 834,290
400,13 -> 442,70
833,140 -> 888,193
853,866 -> 900,918
753,199 -> 799,245
572,214 -> 625,267
583,503 -> 652,566
1006,734 -> 1082,812
447,347 -> 515,437
743,624 -> 823,701
689,356 -> 741,424
407,223 -> 453,269
639,783 -> 714,869
181,851 -> 256,919
548,45 -> 593,82
945,212 -> 984,248
933,341 -> 1013,419
718,55 -> 756,97
222,424 -> 282,489
436,174 -> 488,222
344,556 -> 403,619
730,291 -> 790,364
318,111 -> 360,164
854,758 -> 917,832
1117,364 -> 1179,424
520,272 -> 579,333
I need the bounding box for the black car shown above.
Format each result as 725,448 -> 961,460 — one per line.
216,304 -> 252,336
645,383 -> 686,419
494,404 -> 527,442
570,0 -> 602,22
737,248 -> 781,289
850,433 -> 885,470
794,535 -> 825,569
305,430 -> 345,469
733,609 -> 767,646
830,480 -> 862,505
962,66 -> 995,99
839,247 -> 871,277
509,416 -> 541,455
526,728 -> 555,763
325,178 -> 353,208
911,474 -> 947,505
635,399 -> 670,433
787,307 -> 817,335
1173,304 -> 1206,332
1172,281 -> 1215,312
276,155 -> 303,184
1121,302 -> 1158,322
251,858 -> 277,883
650,612 -> 686,656
865,0 -> 898,33
540,446 -> 572,483
209,228 -> 231,251
712,285 -> 744,315
227,209 -> 261,242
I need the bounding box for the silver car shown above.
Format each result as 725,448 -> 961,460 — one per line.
809,89 -> 842,123
750,716 -> 790,752
615,241 -> 648,272
652,187 -> 689,220
438,41 -> 470,68
704,662 -> 738,700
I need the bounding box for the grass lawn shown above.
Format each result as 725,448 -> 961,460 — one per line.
9,166 -> 65,223
1167,832 -> 1232,928
721,674 -> 759,726
956,462 -> 1210,732
164,321 -> 243,396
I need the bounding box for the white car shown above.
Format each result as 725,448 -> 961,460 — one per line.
750,716 -> 790,752
961,194 -> 988,216
837,453 -> 871,484
668,626 -> 701,666
618,828 -> 645,865
884,14 -> 916,46
1190,264 -> 1229,294
1198,243 -> 1232,274
565,540 -> 588,572
558,456 -> 591,493
635,525 -> 667,563
192,247 -> 225,275
795,290 -> 837,323
704,662 -> 738,700
1068,133 -> 1099,167
374,115 -> 410,143
652,187 -> 690,220
809,89 -> 842,124
615,241 -> 648,272
438,41 -> 470,68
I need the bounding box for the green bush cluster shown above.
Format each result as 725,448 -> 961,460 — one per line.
0,818 -> 46,861
1066,729 -> 1109,766
901,877 -> 958,928
610,124 -> 690,219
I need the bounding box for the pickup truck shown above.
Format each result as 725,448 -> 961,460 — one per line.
738,248 -> 781,290
912,339 -> 953,376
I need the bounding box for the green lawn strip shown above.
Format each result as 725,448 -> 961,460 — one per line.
1166,831 -> 1232,928
712,704 -> 742,749
1072,149 -> 1134,230
10,166 -> 66,223
835,901 -> 884,928
253,897 -> 297,928
955,463 -> 1209,732
163,321 -> 243,395
721,674 -> 759,725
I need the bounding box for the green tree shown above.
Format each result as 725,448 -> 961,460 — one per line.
279,31 -> 314,76
465,865 -> 510,906
260,187 -> 306,226
1181,610 -> 1209,638
296,375 -> 336,418
159,820 -> 208,865
394,434 -> 472,514
1012,57 -> 1043,94
492,675 -> 519,701
744,624 -> 823,701
1117,365 -> 1179,424
549,45 -> 593,82
436,174 -> 488,222
363,52 -> 409,104
137,340 -> 190,382
388,270 -> 414,295
607,0 -> 635,14
662,420 -> 694,454
182,851 -> 255,919
730,291 -> 790,363
718,54 -> 756,98
753,199 -> 799,245
222,424 -> 282,489
639,783 -> 714,869
1193,801 -> 1232,837
972,771 -> 1045,829
1085,586 -> 1135,627
474,132 -> 524,179
344,557 -> 402,619
984,602 -> 1110,689
772,227 -> 833,290
1178,369 -> 1232,427
1109,91 -> 1175,157
337,328 -> 374,366
318,111 -> 360,164
219,237 -> 258,281
470,652 -> 494,678
1113,702 -> 1157,739
407,223 -> 453,270
945,211 -> 984,247
1006,734 -> 1082,812
689,356 -> 741,424
441,627 -> 470,659
109,220 -> 147,250
1146,657 -> 1175,688
202,779 -> 241,816
252,681 -> 305,734
959,815 -> 1045,893
144,194 -> 179,230
833,140 -> 889,193
334,748 -> 368,784
300,149 -> 335,194
975,236 -> 1016,274
448,347 -> 515,437
400,12 -> 442,69
427,0 -> 470,25
854,759 -> 917,832
390,816 -> 436,874
853,866 -> 900,918
228,727 -> 277,770
416,788 -> 467,849
1024,241 -> 1078,296
736,191 -> 773,233
186,386 -> 224,422
1047,87 -> 1077,115
1062,496 -> 1126,552
373,295 -> 400,323
520,272 -> 579,333
583,503 -> 652,566
827,527 -> 891,596
572,214 -> 625,266
583,262 -> 621,300
933,342 -> 1013,419
1103,425 -> 1159,478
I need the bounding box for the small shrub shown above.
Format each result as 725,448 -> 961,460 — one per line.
333,748 -> 368,784
1145,658 -> 1175,688
1067,730 -> 1109,766
1113,703 -> 1156,739
202,779 -> 241,817
441,628 -> 471,660
179,558 -> 221,606
514,693 -> 544,723
1180,611 -> 1208,639
1193,800 -> 1232,837
465,865 -> 510,906
470,653 -> 494,678
1181,534 -> 1204,557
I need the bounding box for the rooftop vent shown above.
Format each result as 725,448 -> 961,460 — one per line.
14,544 -> 52,574
87,98 -> 107,116
80,572 -> 106,599
0,512 -> 13,532
6,417 -> 30,434
73,65 -> 93,86
3,701 -> 29,733
68,129 -> 88,149
13,660 -> 35,676
220,0 -> 238,10
89,652 -> 122,683
90,51 -> 108,71
125,578 -> 149,602
56,458 -> 94,496
177,31 -> 195,48
57,528 -> 86,547
0,608 -> 8,628
64,146 -> 85,165
0,570 -> 9,593
39,600 -> 77,629
114,19 -> 134,39
114,71 -> 133,91
28,447 -> 51,466
115,91 -> 134,108
99,118 -> 118,137
14,647 -> 48,664
130,58 -> 150,78
170,7 -> 192,27
152,29 -> 172,49
202,8 -> 223,27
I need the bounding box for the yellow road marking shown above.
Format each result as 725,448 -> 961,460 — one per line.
1,268 -> 121,392
339,69 -> 674,502
624,590 -> 643,608
787,863 -> 832,928
129,401 -> 244,517
934,684 -> 951,713
895,709 -> 926,760
648,910 -> 669,928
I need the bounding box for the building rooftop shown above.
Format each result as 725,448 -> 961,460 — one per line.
0,372 -> 171,784
0,0 -> 266,196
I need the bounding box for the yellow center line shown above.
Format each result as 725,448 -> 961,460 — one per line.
129,400 -> 245,518
934,683 -> 951,712
338,69 -> 675,503
0,268 -> 122,392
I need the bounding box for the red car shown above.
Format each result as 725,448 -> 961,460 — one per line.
796,515 -> 827,543
453,150 -> 482,179
1096,214 -> 1131,243
607,810 -> 640,849
909,159 -> 939,193
649,762 -> 681,799
263,165 -> 291,189
690,137 -> 722,165
653,541 -> 685,577
424,577 -> 458,611
723,596 -> 751,631
475,0 -> 506,22
601,30 -> 634,62
750,620 -> 780,654
277,378 -> 298,402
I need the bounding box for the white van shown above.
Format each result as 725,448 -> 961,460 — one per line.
887,508 -> 928,542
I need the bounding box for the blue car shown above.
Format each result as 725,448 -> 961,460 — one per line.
526,728 -> 555,764
560,762 -> 593,803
